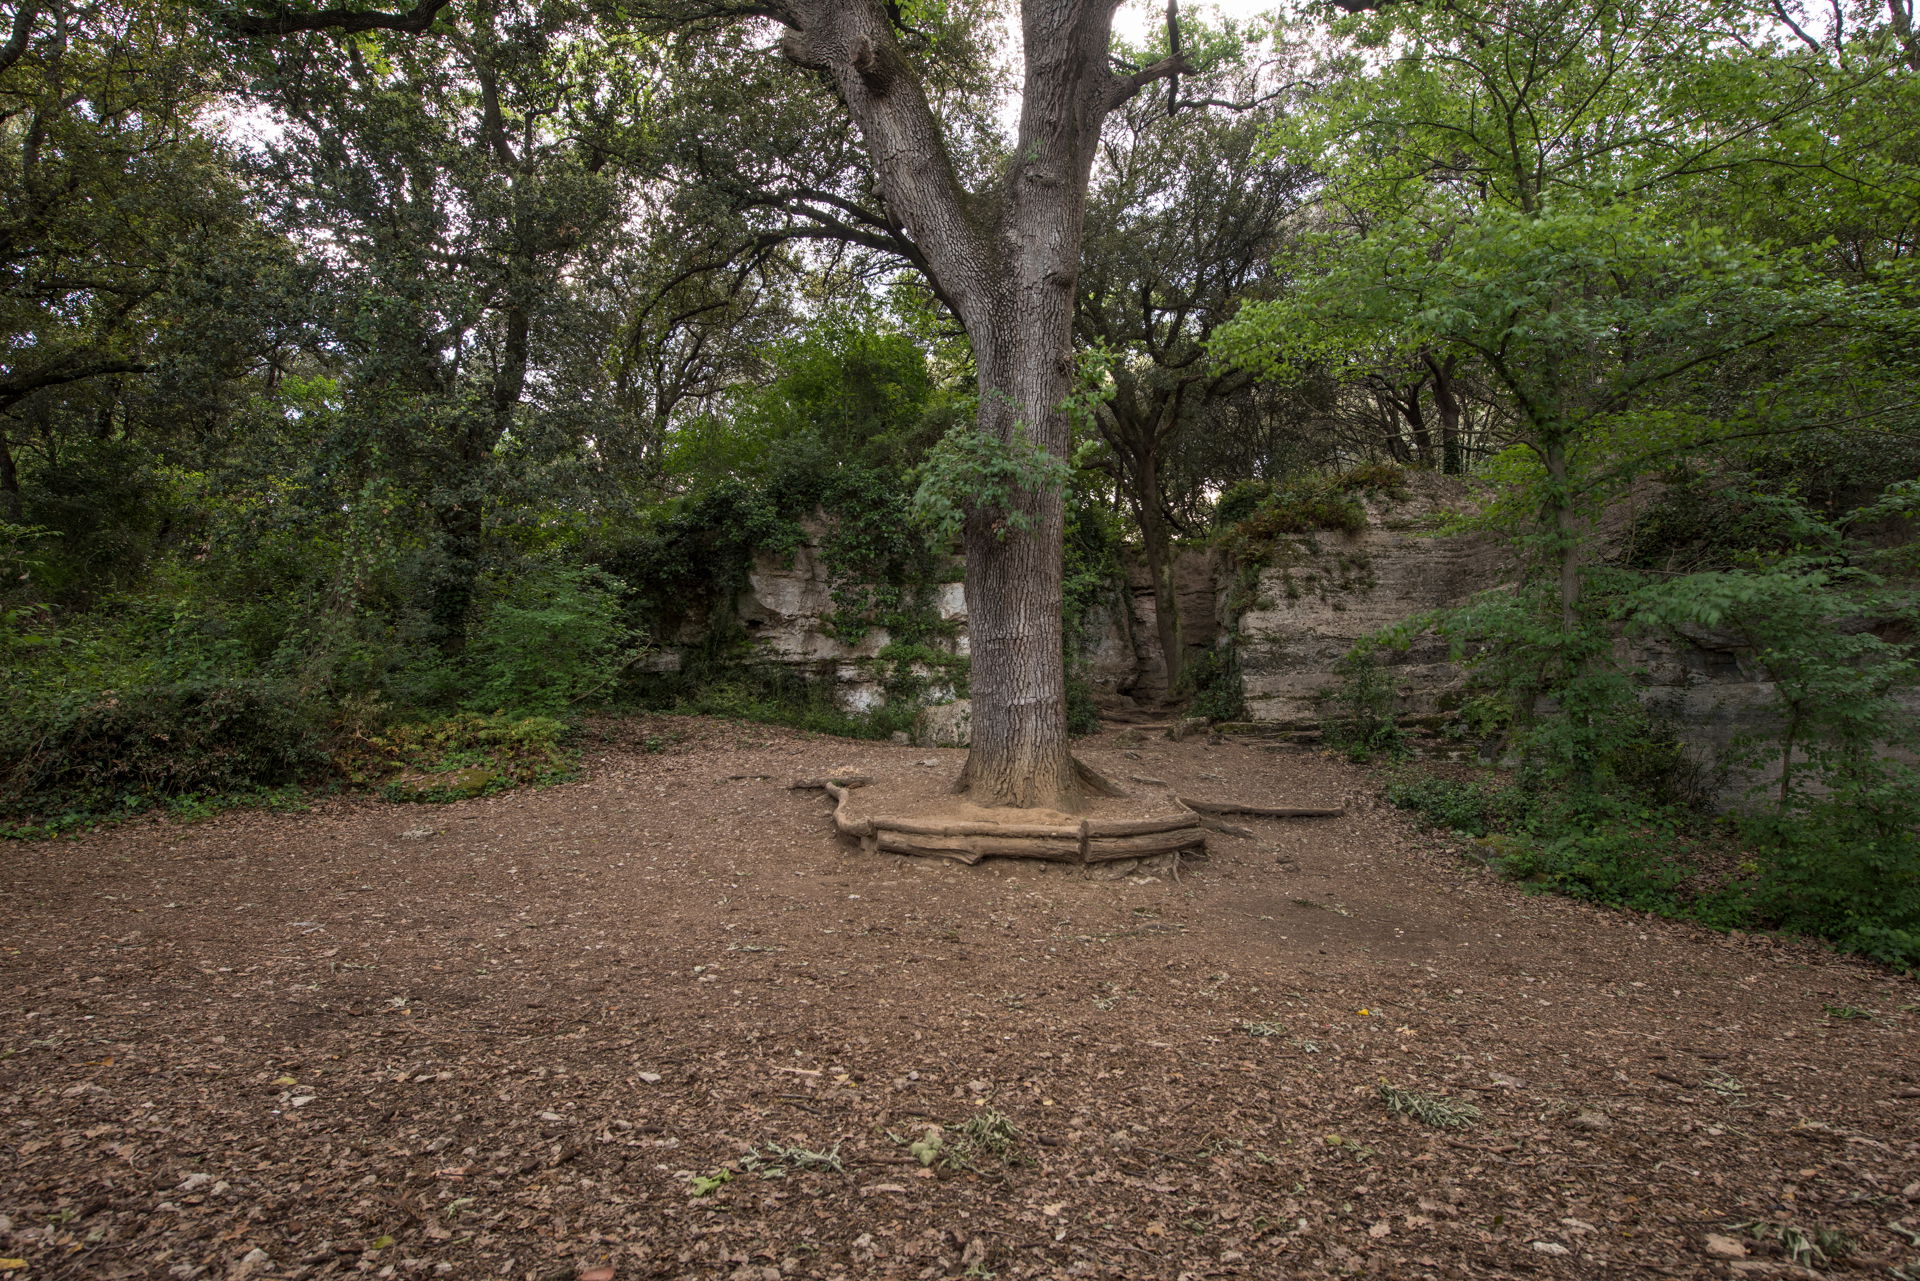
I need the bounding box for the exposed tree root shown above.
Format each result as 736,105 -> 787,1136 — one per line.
793,775 -> 1204,866
947,753 -> 1124,810
1072,755 -> 1126,798
792,774 -> 1340,867
1177,797 -> 1345,818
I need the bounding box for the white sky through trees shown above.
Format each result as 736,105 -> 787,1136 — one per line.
1113,0 -> 1278,44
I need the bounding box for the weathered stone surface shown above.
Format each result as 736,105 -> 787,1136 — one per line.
1223,474 -> 1915,810
741,534 -> 898,665
914,699 -> 972,748
1231,475 -> 1506,725
733,523 -> 970,713
727,519 -> 1136,716
1077,596 -> 1140,696
698,499 -> 1912,814
1124,546 -> 1222,703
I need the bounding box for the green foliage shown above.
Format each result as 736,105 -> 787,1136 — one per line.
1491,802 -> 1717,916
0,679 -> 327,825
1062,498 -> 1126,647
1180,644 -> 1246,723
1387,770 -> 1742,919
1064,673 -> 1102,736
1741,787 -> 1920,968
910,420 -> 1071,543
815,471 -> 950,647
1383,774 -> 1527,839
1212,479 -> 1274,528
1320,644 -> 1406,761
1214,467 -> 1405,566
672,313 -> 948,483
1626,471 -> 1811,573
462,565 -> 643,714
341,712 -> 577,801
600,478 -> 801,643
664,665 -> 921,743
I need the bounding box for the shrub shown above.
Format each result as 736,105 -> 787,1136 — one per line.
1181,644 -> 1246,721
667,667 -> 920,741
1065,672 -> 1101,735
1333,463 -> 1410,497
1321,644 -> 1406,760
464,564 -> 642,714
1213,479 -> 1276,528
1741,772 -> 1920,969
338,711 -> 577,800
0,679 -> 327,819
1494,810 -> 1701,912
1383,773 -> 1525,837
1213,465 -> 1406,534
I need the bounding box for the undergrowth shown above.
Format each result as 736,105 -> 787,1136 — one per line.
1383,763 -> 1918,969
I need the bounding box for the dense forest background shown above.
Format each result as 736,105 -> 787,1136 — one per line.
1,0 -> 1916,960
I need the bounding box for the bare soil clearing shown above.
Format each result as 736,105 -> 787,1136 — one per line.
3,718 -> 1916,1281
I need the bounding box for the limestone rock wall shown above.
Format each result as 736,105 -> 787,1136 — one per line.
1229,476 -> 1506,727
692,495 -> 1911,810
734,534 -> 970,713
1221,475 -> 1917,809
726,525 -> 1157,718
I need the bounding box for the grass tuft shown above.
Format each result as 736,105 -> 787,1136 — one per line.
1377,1081 -> 1482,1129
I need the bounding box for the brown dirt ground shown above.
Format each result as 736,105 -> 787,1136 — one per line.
3,718 -> 1917,1281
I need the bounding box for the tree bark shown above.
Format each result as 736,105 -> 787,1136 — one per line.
1423,351 -> 1463,474
1100,382 -> 1185,696
782,0 -> 1180,808
1543,434 -> 1579,631
1138,484 -> 1184,696
0,426 -> 22,523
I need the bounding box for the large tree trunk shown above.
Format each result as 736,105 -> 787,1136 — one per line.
770,1 -> 1185,807
783,0 -> 1179,809
955,329 -> 1078,807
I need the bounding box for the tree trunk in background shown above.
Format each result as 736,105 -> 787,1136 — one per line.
1133,477 -> 1184,697
1398,381 -> 1434,464
1424,352 -> 1464,474
1102,386 -> 1185,698
0,428 -> 21,523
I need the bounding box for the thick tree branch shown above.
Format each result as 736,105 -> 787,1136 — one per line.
221,0 -> 455,37
0,3 -> 39,79
1108,53 -> 1193,109
776,2 -> 996,316
0,360 -> 150,411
